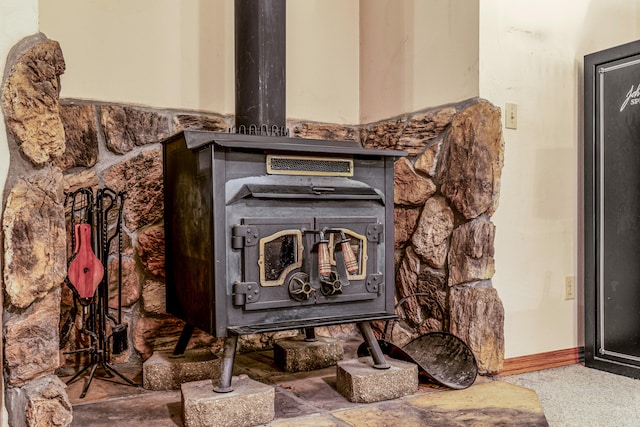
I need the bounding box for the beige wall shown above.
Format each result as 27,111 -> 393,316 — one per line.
287,0 -> 360,123
39,0 -> 362,124
39,0 -> 477,124
39,0 -> 235,114
481,0 -> 640,357
360,0 -> 479,123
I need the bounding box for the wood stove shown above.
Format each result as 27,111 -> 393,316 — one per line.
163,130 -> 404,390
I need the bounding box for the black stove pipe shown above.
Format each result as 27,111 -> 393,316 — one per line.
234,0 -> 286,132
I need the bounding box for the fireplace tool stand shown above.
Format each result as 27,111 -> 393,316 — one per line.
62,188 -> 138,398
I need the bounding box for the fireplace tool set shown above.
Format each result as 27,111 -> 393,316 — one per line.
60,187 -> 137,398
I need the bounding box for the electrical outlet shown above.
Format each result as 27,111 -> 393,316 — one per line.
505,103 -> 518,129
564,276 -> 575,300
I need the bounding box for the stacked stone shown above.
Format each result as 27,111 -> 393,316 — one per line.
362,100 -> 506,375
2,34 -> 72,427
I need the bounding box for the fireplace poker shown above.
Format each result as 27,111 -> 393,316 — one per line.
105,191 -> 128,354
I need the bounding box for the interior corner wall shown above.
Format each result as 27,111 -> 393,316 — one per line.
38,0 -> 362,125
359,0 -> 479,123
287,0 -> 360,124
480,0 -> 640,358
38,0 -> 480,126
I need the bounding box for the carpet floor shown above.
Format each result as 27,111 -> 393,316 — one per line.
499,364 -> 640,427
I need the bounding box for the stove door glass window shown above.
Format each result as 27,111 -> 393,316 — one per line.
329,229 -> 367,280
259,230 -> 303,287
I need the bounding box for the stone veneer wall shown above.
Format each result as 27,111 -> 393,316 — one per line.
362,101 -> 505,376
1,35 -> 504,425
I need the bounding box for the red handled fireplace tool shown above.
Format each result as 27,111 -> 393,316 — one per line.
67,223 -> 103,301
61,187 -> 137,398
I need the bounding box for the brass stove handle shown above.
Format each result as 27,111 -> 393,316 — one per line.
317,230 -> 332,280
339,231 -> 359,274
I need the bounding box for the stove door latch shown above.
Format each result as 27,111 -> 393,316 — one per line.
233,281 -> 260,306
366,223 -> 383,242
232,225 -> 260,249
366,273 -> 384,293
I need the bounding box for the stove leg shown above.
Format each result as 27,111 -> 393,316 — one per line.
358,322 -> 390,369
304,327 -> 317,342
214,335 -> 238,393
171,324 -> 195,357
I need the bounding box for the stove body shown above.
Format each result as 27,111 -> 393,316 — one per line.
163,130 -> 404,339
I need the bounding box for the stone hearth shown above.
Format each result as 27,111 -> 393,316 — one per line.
1,34 -> 504,426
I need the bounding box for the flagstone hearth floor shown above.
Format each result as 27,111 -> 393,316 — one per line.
62,338 -> 548,427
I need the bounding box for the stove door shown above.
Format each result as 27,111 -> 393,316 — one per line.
232,216 -> 383,311
314,216 -> 383,305
233,217 -> 315,311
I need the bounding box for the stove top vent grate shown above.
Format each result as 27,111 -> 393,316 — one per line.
267,155 -> 354,176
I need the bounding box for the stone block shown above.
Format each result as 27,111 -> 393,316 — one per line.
181,375 -> 275,427
274,336 -> 344,372
6,375 -> 72,427
336,356 -> 418,403
143,349 -> 221,391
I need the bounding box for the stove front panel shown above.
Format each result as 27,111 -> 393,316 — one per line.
225,182 -> 389,332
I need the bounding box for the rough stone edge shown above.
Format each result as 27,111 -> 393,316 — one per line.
5,375 -> 73,427
336,357 -> 419,403
181,376 -> 275,427
1,32 -> 71,427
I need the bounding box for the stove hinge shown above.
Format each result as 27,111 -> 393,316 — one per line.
233,281 -> 260,305
232,225 -> 260,249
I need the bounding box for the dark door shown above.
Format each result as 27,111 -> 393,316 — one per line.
584,39 -> 640,378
